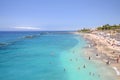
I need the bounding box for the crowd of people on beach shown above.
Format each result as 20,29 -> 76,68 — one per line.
86,31 -> 120,65
96,32 -> 120,49
83,31 -> 120,77
49,32 -> 120,78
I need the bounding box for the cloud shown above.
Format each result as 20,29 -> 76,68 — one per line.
14,26 -> 40,30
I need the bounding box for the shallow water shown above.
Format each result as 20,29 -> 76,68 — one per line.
0,31 -> 118,80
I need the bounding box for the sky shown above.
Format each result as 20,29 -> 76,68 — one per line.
0,0 -> 120,31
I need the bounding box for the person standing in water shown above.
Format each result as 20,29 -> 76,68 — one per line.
96,53 -> 98,56
70,59 -> 72,61
89,56 -> 91,60
64,68 -> 66,72
106,60 -> 110,65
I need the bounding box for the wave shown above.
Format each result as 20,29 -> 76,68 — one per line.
22,35 -> 37,39
0,34 -> 41,48
0,31 -> 66,48
113,67 -> 120,76
22,33 -> 41,39
0,42 -> 11,47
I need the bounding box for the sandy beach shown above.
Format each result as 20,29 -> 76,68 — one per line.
79,31 -> 120,79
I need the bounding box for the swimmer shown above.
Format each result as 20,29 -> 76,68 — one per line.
89,72 -> 91,75
70,59 -> 72,61
64,68 -> 66,72
83,64 -> 86,68
49,62 -> 52,64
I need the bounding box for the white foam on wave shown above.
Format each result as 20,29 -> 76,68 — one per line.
112,67 -> 120,76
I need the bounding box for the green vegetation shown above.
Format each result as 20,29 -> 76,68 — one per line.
97,24 -> 120,31
77,28 -> 91,33
78,24 -> 120,33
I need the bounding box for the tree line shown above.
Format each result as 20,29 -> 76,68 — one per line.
77,28 -> 91,33
97,24 -> 120,30
77,24 -> 120,33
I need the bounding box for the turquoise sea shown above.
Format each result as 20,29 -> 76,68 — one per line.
0,31 -> 118,80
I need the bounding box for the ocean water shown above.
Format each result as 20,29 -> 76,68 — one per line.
0,31 -> 118,80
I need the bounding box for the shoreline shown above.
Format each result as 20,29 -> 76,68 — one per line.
113,67 -> 120,76
82,33 -> 120,76
74,31 -> 120,79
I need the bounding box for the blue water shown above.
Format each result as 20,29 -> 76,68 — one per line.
0,31 -> 118,80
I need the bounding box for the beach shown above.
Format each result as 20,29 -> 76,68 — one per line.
0,31 -> 120,80
78,31 -> 120,79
